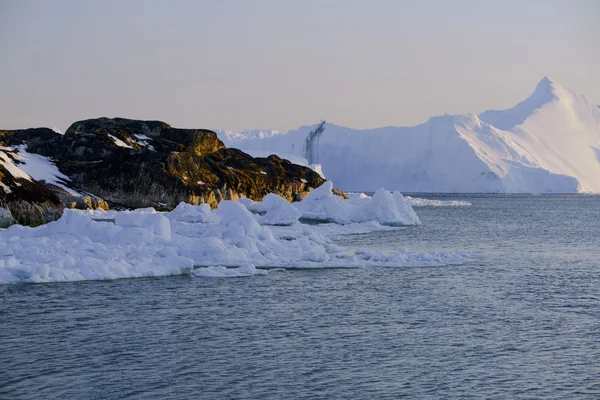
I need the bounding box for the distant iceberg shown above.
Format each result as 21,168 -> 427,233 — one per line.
217,77 -> 600,194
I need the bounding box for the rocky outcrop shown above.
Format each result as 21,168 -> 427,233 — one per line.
0,117 -> 331,224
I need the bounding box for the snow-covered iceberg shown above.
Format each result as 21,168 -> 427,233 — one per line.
0,191 -> 468,284
217,77 -> 600,193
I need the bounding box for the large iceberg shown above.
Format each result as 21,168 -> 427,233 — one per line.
217,77 -> 600,193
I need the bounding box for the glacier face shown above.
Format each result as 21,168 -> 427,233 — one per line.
217,77 -> 600,193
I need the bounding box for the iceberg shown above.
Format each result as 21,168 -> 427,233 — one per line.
292,182 -> 421,226
217,78 -> 600,194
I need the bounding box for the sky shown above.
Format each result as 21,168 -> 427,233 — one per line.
1,0 -> 598,132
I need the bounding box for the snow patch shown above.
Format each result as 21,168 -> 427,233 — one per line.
11,145 -> 79,195
108,134 -> 133,149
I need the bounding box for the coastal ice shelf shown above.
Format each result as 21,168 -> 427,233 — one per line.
217,77 -> 600,194
0,183 -> 471,284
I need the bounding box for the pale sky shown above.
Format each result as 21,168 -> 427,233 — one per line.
1,0 -> 598,132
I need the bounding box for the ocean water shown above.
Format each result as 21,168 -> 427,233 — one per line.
1,194 -> 600,399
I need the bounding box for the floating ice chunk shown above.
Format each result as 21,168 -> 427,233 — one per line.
293,181 -> 352,223
191,263 -> 267,278
347,189 -> 421,226
353,248 -> 471,267
406,196 -> 472,207
293,181 -> 420,225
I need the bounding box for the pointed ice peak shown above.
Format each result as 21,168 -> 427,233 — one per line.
531,76 -> 560,97
537,75 -> 553,86
478,77 -> 561,130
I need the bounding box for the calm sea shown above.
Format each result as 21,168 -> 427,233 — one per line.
2,194 -> 600,399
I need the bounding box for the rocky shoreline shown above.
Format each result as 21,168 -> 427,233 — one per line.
0,117 -> 335,227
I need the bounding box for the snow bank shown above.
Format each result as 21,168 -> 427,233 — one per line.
406,196 -> 472,207
0,190 -> 469,284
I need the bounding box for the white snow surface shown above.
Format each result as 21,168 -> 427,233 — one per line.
0,191 -> 468,284
108,134 -> 134,149
217,77 -> 600,193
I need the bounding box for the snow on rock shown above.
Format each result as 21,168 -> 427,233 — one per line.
12,145 -> 79,195
0,144 -> 80,196
0,147 -> 32,181
108,134 -> 133,149
217,77 -> 600,193
406,196 -> 472,207
0,192 -> 469,284
133,134 -> 156,151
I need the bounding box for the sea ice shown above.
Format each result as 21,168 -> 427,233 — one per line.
292,182 -> 421,225
191,263 -> 268,278
0,188 -> 469,284
405,196 -> 472,207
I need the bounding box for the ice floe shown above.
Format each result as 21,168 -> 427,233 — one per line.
405,196 -> 472,207
0,184 -> 471,284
